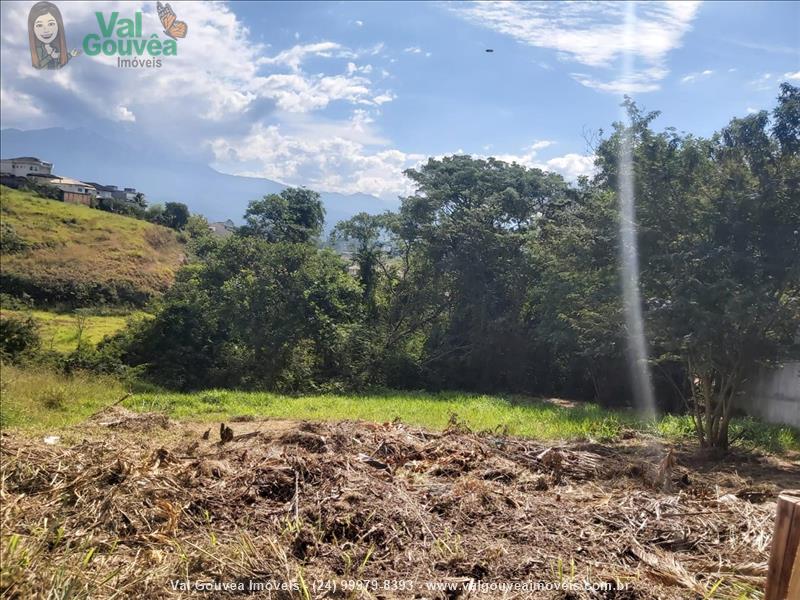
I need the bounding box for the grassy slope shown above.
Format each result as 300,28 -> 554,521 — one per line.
3,366 -> 798,453
0,186 -> 184,305
0,309 -> 146,353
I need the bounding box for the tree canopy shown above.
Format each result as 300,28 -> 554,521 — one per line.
105,84 -> 800,448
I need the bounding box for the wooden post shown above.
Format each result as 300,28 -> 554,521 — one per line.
765,490 -> 800,600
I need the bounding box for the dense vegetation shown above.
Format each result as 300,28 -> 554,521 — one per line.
2,86 -> 798,450
0,187 -> 185,306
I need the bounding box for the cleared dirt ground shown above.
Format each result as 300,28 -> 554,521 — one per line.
2,408 -> 798,599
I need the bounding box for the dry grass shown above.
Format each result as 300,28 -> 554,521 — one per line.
0,186 -> 184,306
2,410 -> 793,599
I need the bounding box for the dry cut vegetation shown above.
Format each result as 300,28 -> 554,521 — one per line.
2,410 -> 796,599
0,186 -> 184,306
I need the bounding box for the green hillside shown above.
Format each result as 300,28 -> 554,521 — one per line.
0,308 -> 148,353
0,186 -> 184,306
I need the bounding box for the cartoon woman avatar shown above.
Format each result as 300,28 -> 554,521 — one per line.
28,2 -> 80,70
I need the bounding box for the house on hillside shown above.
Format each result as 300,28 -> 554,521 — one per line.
113,187 -> 143,203
0,156 -> 53,177
29,174 -> 97,206
209,219 -> 236,237
84,182 -> 118,201
84,183 -> 144,206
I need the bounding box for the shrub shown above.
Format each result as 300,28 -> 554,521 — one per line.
0,222 -> 28,254
38,386 -> 67,410
0,314 -> 41,362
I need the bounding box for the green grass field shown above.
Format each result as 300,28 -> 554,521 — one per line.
2,365 -> 798,453
0,186 -> 184,305
0,309 -> 145,353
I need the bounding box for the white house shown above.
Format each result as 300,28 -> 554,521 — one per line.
0,156 -> 53,177
84,182 -> 118,201
29,174 -> 97,205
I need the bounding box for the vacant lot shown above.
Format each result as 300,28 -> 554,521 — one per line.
0,186 -> 184,306
2,368 -> 799,598
2,410 -> 797,599
3,366 -> 799,454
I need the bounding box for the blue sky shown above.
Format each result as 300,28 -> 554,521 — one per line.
1,1 -> 798,199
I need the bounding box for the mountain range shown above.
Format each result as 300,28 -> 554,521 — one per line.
0,127 -> 397,229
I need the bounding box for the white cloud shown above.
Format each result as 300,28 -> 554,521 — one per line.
346,62 -> 373,75
210,116 -> 425,199
784,71 -> 800,81
0,1 -> 405,198
680,69 -> 714,84
573,73 -> 660,94
1,3 -> 396,123
114,105 -> 136,122
451,1 -> 701,94
372,92 -> 396,105
0,87 -> 43,121
746,107 -> 758,114
750,73 -> 775,91
529,140 -> 555,151
404,46 -> 423,54
484,141 -> 596,181
354,20 -> 364,27
542,153 -> 597,180
261,41 -> 347,72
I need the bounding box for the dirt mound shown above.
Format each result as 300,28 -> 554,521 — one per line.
1,418 -> 791,598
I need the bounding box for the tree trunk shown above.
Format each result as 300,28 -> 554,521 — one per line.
690,366 -> 737,451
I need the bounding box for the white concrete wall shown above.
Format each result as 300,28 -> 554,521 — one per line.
739,362 -> 800,427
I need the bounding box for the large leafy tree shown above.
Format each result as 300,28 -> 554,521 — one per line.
527,185 -> 629,403
395,155 -> 573,390
241,188 -> 325,244
121,235 -> 362,391
590,86 -> 800,448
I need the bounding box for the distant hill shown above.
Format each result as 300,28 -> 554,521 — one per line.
0,186 -> 184,307
0,128 -> 398,229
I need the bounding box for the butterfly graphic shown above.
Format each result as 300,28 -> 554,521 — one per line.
157,2 -> 187,40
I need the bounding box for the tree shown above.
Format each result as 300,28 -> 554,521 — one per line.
117,235 -> 364,391
144,203 -> 165,223
331,212 -> 392,316
241,188 -> 325,244
392,155 -> 573,391
527,186 -> 630,403
0,314 -> 40,362
162,202 -> 190,230
590,89 -> 800,449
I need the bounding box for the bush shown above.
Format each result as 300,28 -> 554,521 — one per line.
0,222 -> 28,254
0,314 -> 41,362
38,386 -> 67,410
0,293 -> 33,311
115,236 -> 366,391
